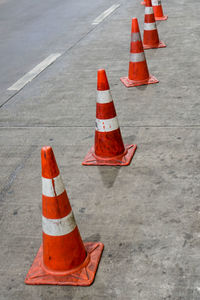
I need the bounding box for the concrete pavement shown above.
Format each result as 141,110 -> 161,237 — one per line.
0,0 -> 200,299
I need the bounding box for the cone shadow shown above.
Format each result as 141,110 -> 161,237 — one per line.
146,47 -> 159,58
135,84 -> 148,91
123,135 -> 136,145
84,233 -> 101,243
97,166 -> 120,188
156,20 -> 161,27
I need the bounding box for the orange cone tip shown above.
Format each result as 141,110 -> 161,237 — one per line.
97,69 -> 110,90
25,146 -> 104,286
82,69 -> 137,166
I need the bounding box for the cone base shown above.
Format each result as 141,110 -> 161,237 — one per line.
155,15 -> 168,21
120,74 -> 159,87
82,144 -> 137,166
143,40 -> 166,50
25,242 -> 104,286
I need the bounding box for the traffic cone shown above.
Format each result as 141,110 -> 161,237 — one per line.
120,18 -> 159,87
25,146 -> 104,286
82,69 -> 137,166
152,0 -> 168,21
143,0 -> 166,49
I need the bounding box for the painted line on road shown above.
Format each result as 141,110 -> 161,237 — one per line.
7,53 -> 62,91
92,4 -> 120,25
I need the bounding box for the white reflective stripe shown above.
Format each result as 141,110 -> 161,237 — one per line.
42,174 -> 65,197
152,0 -> 161,5
131,32 -> 141,42
96,117 -> 119,132
130,52 -> 145,63
97,90 -> 113,104
42,211 -> 77,236
144,22 -> 156,30
145,7 -> 154,14
92,4 -> 120,25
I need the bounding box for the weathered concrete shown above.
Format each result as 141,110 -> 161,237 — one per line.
0,0 -> 200,299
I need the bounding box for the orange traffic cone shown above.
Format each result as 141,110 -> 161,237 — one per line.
82,69 -> 137,166
120,18 -> 159,87
152,0 -> 168,21
25,146 -> 104,286
143,0 -> 166,49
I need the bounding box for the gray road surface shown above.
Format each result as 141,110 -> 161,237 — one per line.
0,0 -> 200,299
0,0 -> 114,105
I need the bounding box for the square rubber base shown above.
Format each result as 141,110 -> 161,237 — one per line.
143,40 -> 166,50
82,144 -> 137,166
155,15 -> 168,21
25,242 -> 104,286
120,74 -> 159,87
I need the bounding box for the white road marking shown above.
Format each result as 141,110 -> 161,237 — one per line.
8,53 -> 62,91
92,4 -> 120,25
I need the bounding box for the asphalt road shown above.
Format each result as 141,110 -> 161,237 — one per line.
0,0 -> 115,106
1,0 -> 200,299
